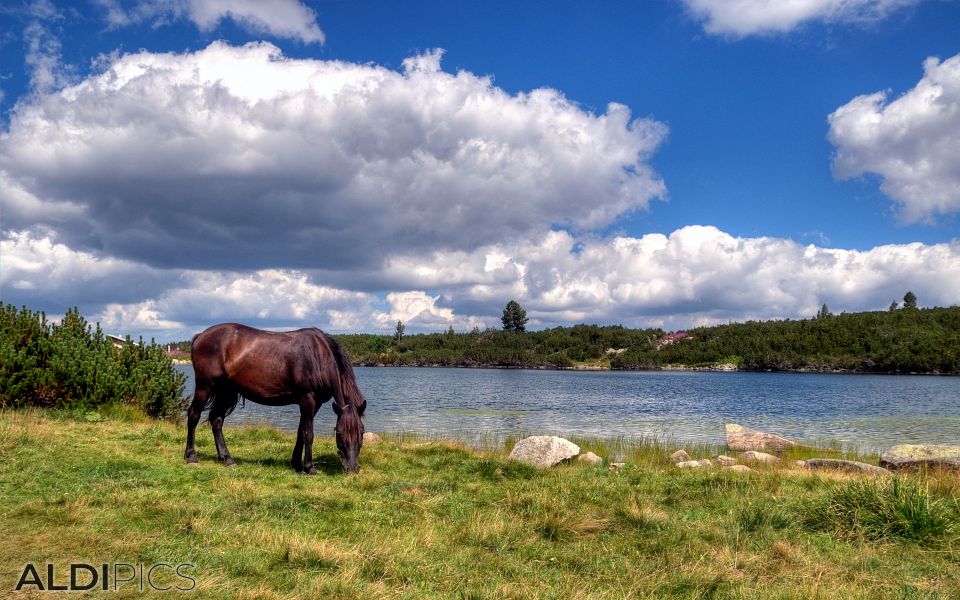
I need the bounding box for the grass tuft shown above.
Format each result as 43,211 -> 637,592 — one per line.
802,476 -> 960,546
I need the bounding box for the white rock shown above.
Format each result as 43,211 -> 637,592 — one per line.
723,465 -> 753,473
677,460 -> 702,469
740,451 -> 780,464
697,459 -> 713,467
670,449 -> 692,463
716,455 -> 737,466
508,436 -> 580,468
362,432 -> 382,444
577,451 -> 602,465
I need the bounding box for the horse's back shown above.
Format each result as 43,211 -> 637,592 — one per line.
192,323 -> 326,400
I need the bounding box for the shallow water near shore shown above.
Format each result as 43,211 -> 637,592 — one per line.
175,365 -> 960,453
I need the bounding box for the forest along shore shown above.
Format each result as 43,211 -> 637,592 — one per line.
165,306 -> 960,375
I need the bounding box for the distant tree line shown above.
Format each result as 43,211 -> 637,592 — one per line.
0,304 -> 186,417
166,296 -> 959,374
335,302 -> 959,374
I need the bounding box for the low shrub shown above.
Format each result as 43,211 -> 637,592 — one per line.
0,304 -> 185,418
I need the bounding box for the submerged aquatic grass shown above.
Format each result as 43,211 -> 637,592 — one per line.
1,408 -> 958,598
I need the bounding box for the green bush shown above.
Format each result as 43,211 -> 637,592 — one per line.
0,304 -> 185,418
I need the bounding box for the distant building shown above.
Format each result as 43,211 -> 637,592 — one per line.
106,334 -> 126,350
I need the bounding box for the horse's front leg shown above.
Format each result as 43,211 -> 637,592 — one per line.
291,427 -> 304,473
299,394 -> 317,475
209,403 -> 236,467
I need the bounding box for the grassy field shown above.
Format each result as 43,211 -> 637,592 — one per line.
1,409 -> 958,599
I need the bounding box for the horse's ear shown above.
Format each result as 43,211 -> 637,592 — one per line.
332,403 -> 343,416
357,399 -> 367,416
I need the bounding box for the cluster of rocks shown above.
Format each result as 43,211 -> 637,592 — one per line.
501,424 -> 960,475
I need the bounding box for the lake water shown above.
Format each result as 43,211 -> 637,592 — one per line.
174,365 -> 960,452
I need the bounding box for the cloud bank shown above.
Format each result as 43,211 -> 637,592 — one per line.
829,54 -> 960,223
4,227 -> 956,339
683,0 -> 919,37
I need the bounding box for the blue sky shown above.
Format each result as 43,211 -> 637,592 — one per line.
1,0 -> 959,340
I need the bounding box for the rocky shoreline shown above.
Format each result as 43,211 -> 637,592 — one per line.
506,422 -> 960,474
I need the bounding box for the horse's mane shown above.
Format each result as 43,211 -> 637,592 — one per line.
323,332 -> 367,419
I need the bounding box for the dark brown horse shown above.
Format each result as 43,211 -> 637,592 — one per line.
184,323 -> 366,473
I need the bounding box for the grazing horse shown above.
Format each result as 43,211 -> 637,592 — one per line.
183,323 -> 366,473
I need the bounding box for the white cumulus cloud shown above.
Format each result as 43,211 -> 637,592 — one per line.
94,0 -> 325,43
683,0 -> 919,37
0,41 -> 667,272
829,54 -> 960,223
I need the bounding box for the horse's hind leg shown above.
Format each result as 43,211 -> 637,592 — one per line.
209,393 -> 236,467
184,385 -> 209,464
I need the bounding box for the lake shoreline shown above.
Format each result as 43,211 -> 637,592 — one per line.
351,361 -> 955,376
173,357 -> 954,376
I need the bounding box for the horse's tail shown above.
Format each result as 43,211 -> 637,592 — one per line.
204,387 -> 243,420
325,333 -> 366,418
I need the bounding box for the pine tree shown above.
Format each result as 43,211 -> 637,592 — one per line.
501,300 -> 529,333
903,291 -> 918,310
393,320 -> 405,345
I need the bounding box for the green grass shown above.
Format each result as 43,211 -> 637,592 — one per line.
1,409 -> 959,598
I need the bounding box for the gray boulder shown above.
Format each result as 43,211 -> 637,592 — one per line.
880,445 -> 960,471
670,449 -> 692,463
509,436 -> 580,468
716,455 -> 737,466
803,458 -> 891,476
676,460 -> 702,469
726,423 -> 798,452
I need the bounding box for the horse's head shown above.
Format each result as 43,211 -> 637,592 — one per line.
333,400 -> 365,473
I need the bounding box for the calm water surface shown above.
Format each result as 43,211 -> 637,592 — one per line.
175,365 -> 959,452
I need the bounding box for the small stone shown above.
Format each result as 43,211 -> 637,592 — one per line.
577,451 -> 602,465
670,449 -> 692,463
722,465 -> 753,473
716,455 -> 737,466
697,459 -> 713,467
803,458 -> 891,476
362,432 -> 383,444
726,423 -> 798,452
508,436 -> 580,468
740,451 -> 780,464
676,460 -> 702,469
608,462 -> 626,471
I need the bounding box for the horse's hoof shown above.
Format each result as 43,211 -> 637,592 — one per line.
303,466 -> 317,475
184,455 -> 199,465
223,457 -> 237,467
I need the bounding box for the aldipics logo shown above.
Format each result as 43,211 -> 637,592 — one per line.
14,563 -> 196,592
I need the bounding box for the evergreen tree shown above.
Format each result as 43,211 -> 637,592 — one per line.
903,291 -> 918,310
393,320 -> 405,345
501,300 -> 529,333
889,301 -> 898,312
816,304 -> 832,319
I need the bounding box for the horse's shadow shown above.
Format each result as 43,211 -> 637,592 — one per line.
187,452 -> 344,476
